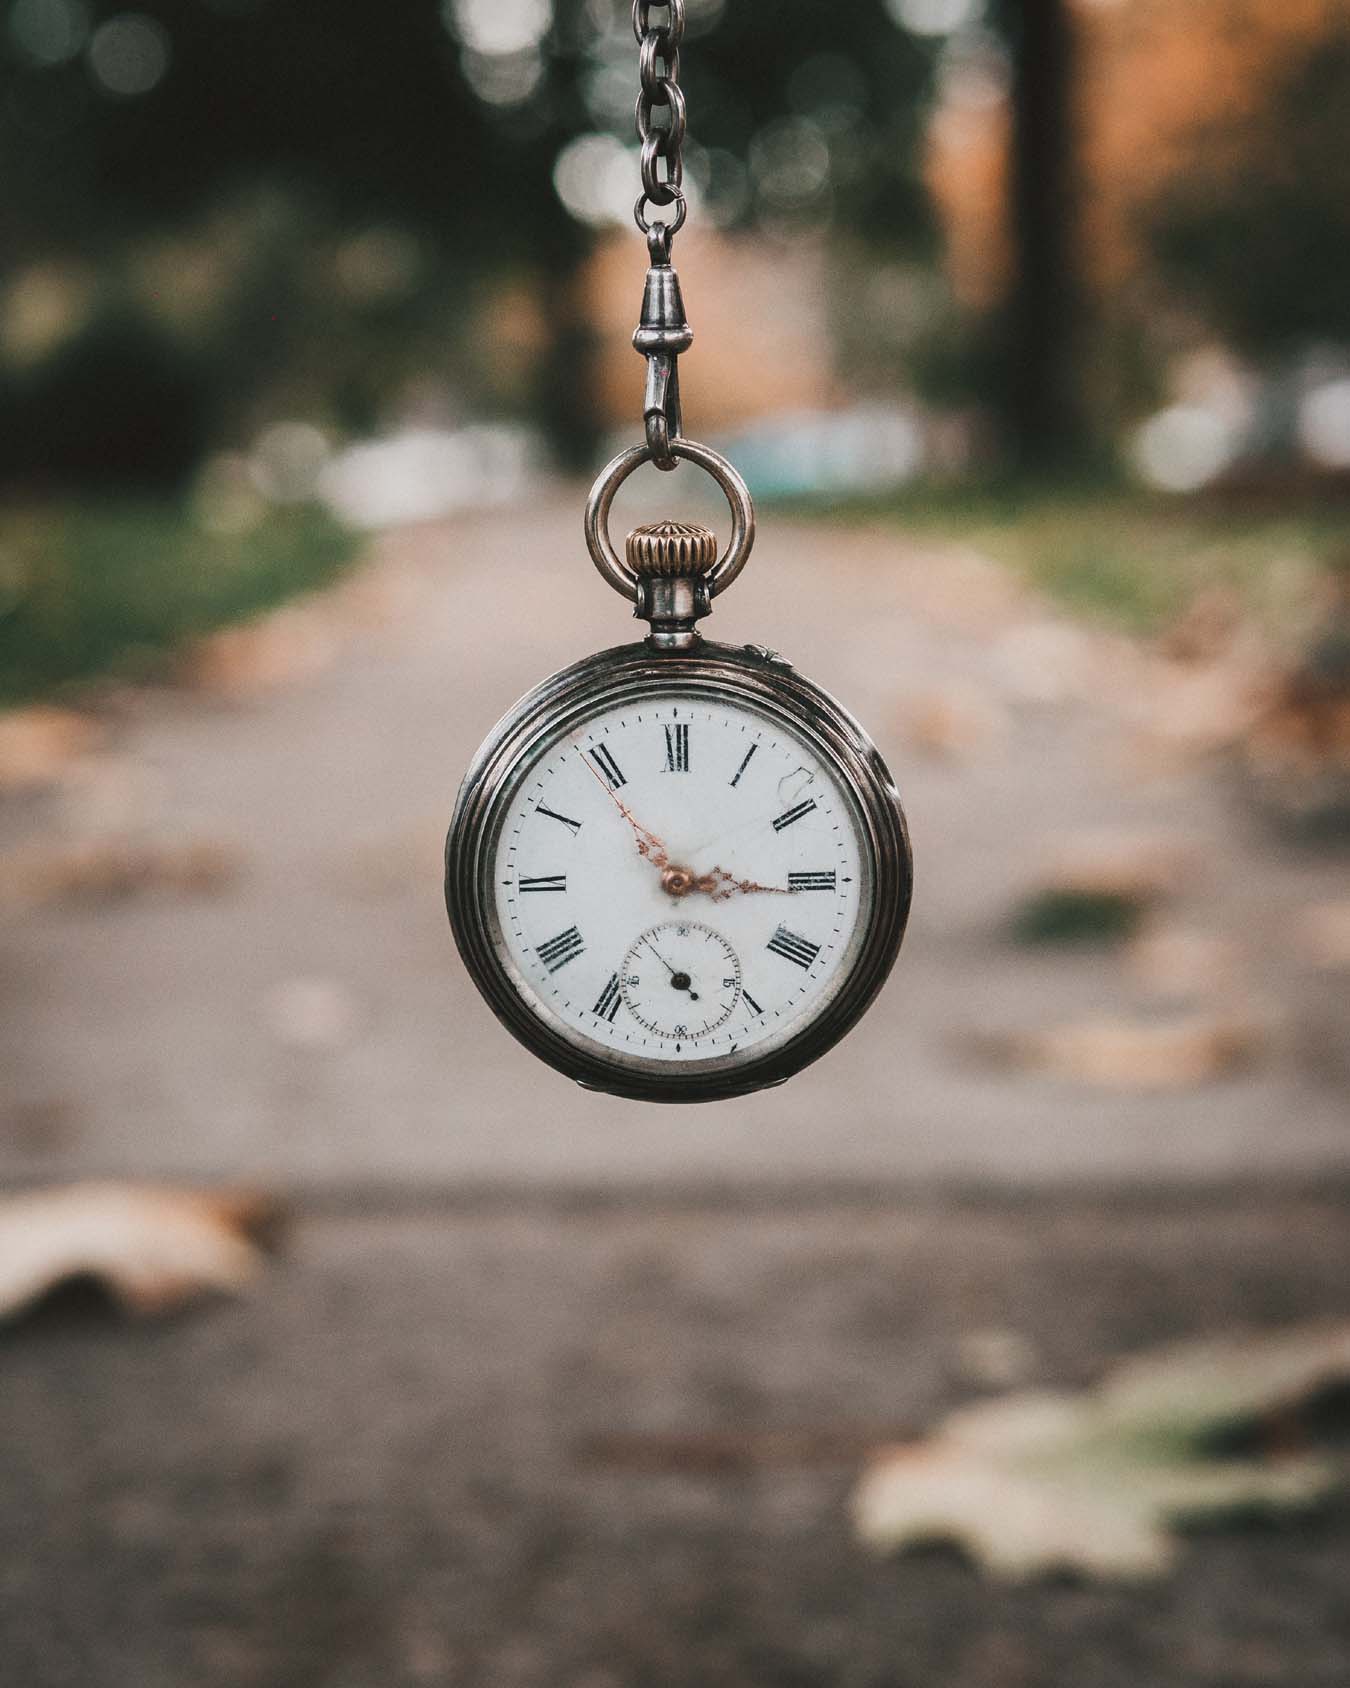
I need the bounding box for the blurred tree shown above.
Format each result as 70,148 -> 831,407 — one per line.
1143,22 -> 1350,356
993,0 -> 1089,470
0,0 -> 954,478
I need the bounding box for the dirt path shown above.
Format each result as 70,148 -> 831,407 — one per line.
3,495 -> 1347,1190
2,1191 -> 1347,1688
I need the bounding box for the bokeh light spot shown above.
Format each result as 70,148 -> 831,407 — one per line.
461,46 -> 545,106
886,0 -> 982,38
553,132 -> 638,227
749,117 -> 831,209
87,13 -> 170,97
9,0 -> 89,65
1130,406 -> 1237,493
444,0 -> 551,58
1298,378 -> 1350,470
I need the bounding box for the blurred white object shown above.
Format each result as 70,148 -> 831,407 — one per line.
724,404 -> 924,497
1298,377 -> 1350,470
318,424 -> 543,530
886,0 -> 981,37
1129,404 -> 1239,493
444,0 -> 551,57
249,420 -> 333,504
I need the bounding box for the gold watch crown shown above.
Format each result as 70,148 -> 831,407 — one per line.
625,520 -> 718,579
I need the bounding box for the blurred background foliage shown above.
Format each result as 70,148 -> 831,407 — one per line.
0,0 -> 1348,694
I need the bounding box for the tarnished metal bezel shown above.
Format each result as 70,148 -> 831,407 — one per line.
445,640 -> 912,1104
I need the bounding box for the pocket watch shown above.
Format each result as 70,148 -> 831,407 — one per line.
444,1 -> 911,1104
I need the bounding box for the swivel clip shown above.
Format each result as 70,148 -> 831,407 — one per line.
632,239 -> 692,472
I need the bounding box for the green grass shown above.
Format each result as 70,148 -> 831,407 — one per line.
788,481 -> 1349,636
1009,888 -> 1145,946
0,502 -> 357,706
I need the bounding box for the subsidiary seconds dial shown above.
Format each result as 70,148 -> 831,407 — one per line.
621,921 -> 742,1042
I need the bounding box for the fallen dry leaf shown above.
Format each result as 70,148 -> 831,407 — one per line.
178,599 -> 341,699
1125,924 -> 1243,1002
1244,615 -> 1350,775
854,1322 -> 1349,1581
0,1184 -> 281,1319
0,836 -> 242,911
1293,900 -> 1350,971
901,682 -> 1009,761
1037,832 -> 1197,904
336,822 -> 445,899
992,619 -> 1098,706
1097,1321 -> 1350,1442
1157,587 -> 1245,667
1231,597 -> 1350,827
0,706 -> 104,793
1132,660 -> 1268,760
972,1012 -> 1264,1090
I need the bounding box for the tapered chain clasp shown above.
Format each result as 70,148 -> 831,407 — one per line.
632,250 -> 692,471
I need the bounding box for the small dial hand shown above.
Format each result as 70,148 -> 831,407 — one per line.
644,936 -> 699,999
643,935 -> 676,974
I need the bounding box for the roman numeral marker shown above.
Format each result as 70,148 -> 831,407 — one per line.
742,989 -> 764,1016
588,744 -> 626,789
592,972 -> 622,1021
772,799 -> 818,832
536,804 -> 581,834
730,743 -> 758,787
536,925 -> 585,974
788,871 -> 836,892
519,874 -> 566,893
766,926 -> 821,970
663,723 -> 689,772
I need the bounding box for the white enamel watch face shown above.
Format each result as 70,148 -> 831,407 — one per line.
488,691 -> 870,1071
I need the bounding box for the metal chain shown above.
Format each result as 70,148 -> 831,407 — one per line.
632,0 -> 687,247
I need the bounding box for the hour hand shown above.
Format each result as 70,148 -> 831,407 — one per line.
688,865 -> 790,901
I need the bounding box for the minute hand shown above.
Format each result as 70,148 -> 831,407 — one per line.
581,751 -> 671,871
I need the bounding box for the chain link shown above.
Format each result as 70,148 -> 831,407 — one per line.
632,0 -> 687,237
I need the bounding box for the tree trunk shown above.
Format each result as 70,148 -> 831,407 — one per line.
1000,0 -> 1087,471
